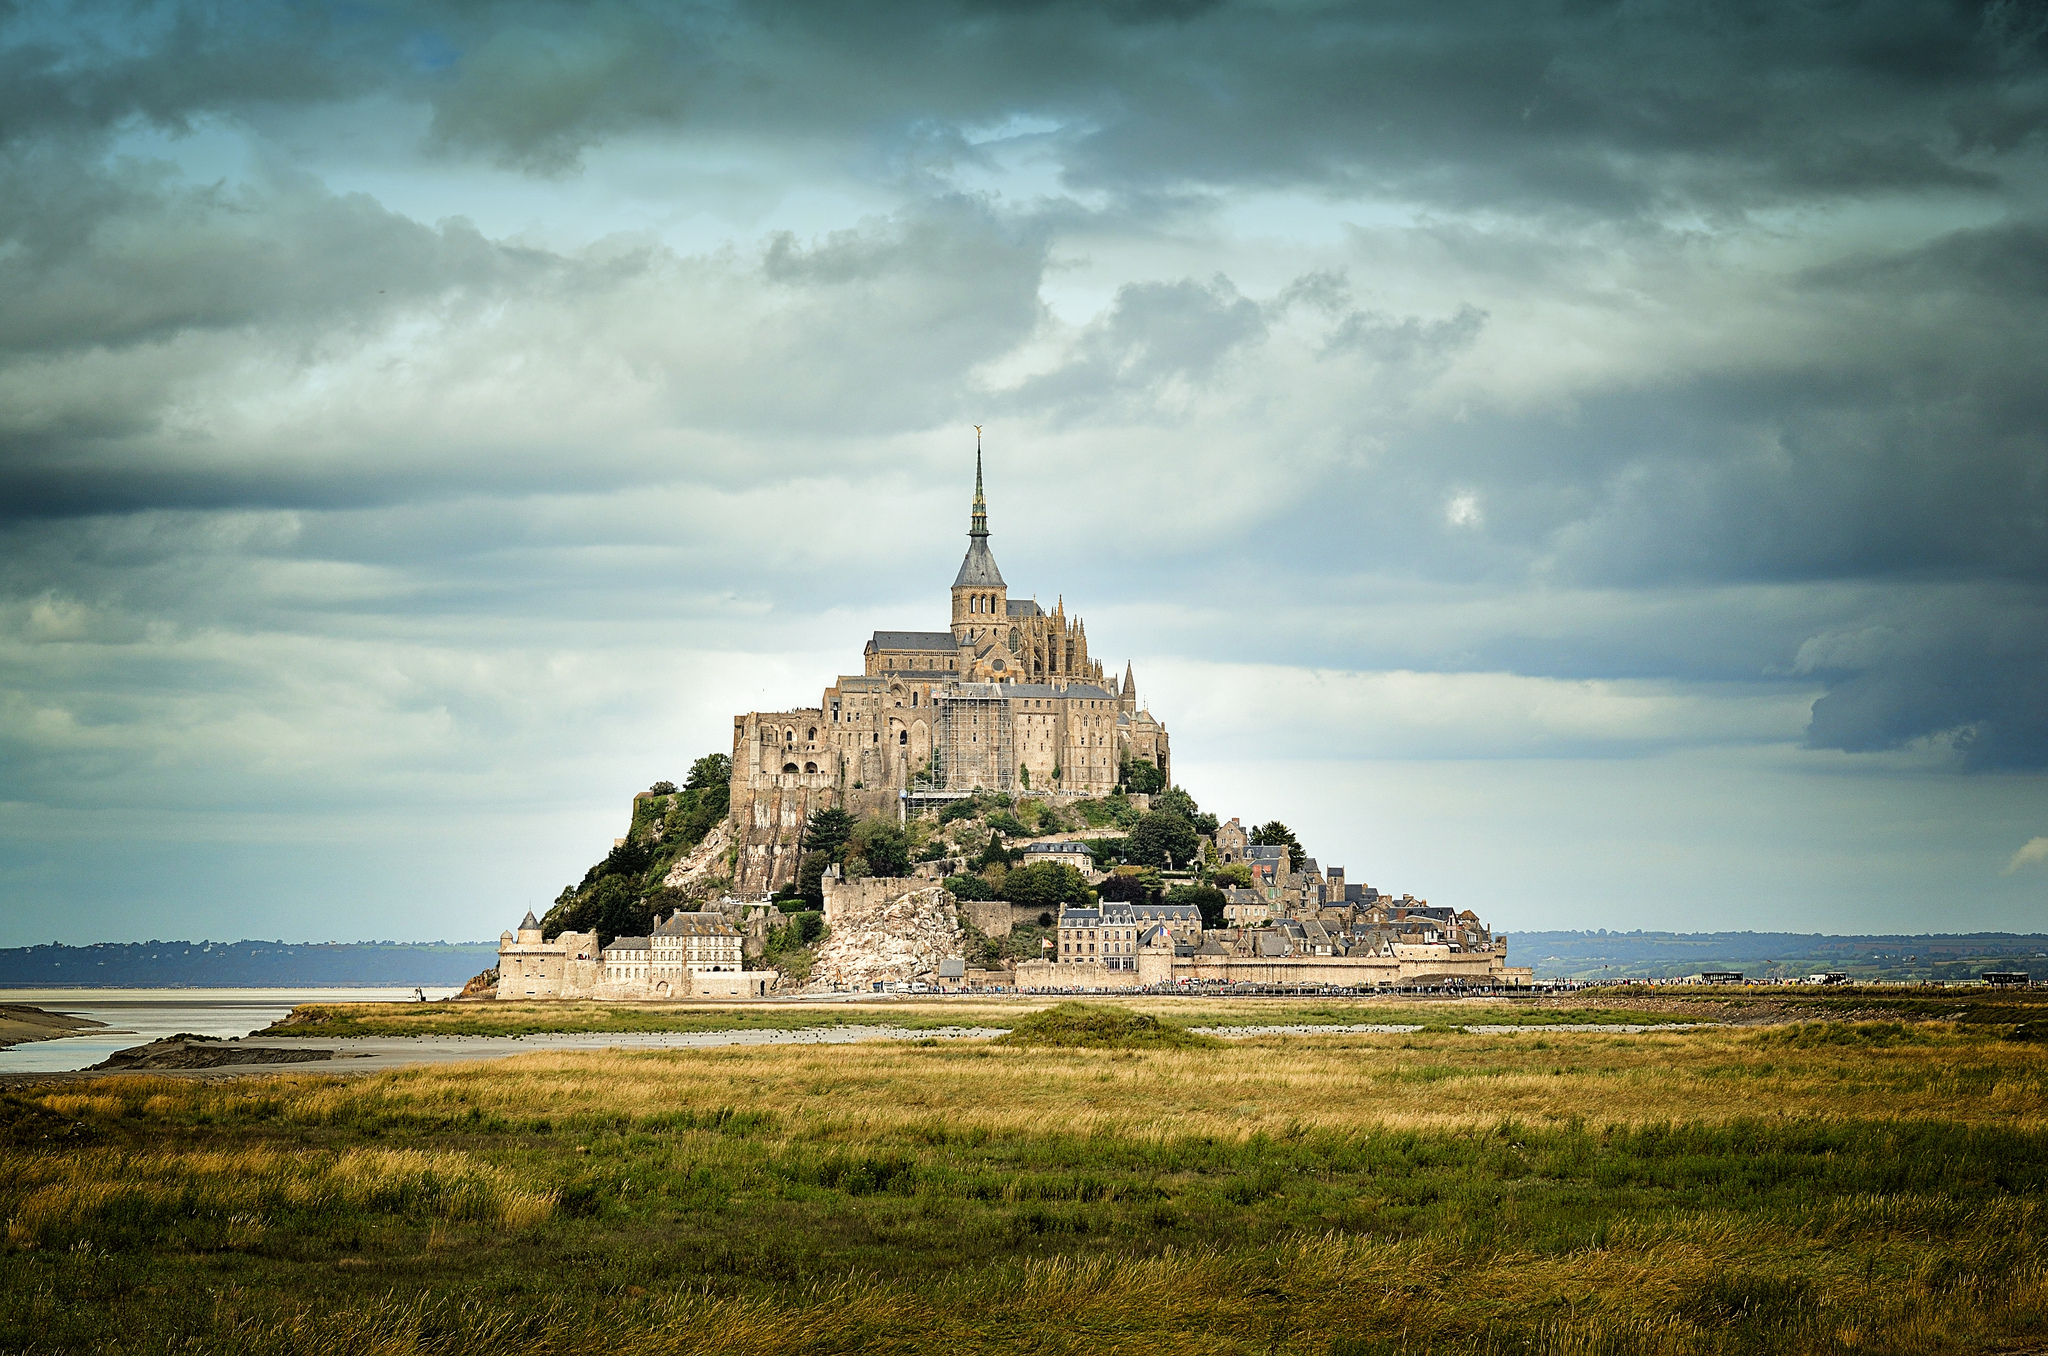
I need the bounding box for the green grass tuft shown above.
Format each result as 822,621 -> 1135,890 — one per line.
991,1002 -> 1222,1050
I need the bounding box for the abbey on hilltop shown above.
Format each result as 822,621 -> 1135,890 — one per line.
728,439 -> 1171,893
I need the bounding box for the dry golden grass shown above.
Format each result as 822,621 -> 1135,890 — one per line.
0,1140 -> 553,1251
215,1021 -> 2048,1140
263,992 -> 1710,1038
8,1019 -> 2048,1354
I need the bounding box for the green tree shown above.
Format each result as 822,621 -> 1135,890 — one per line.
1096,873 -> 1155,904
539,884 -> 579,938
1001,861 -> 1092,909
1085,837 -> 1130,869
943,873 -> 999,901
1211,862 -> 1253,890
1120,756 -> 1166,794
1129,809 -> 1200,869
1154,785 -> 1219,836
977,830 -> 1022,871
796,849 -> 833,906
1251,820 -> 1305,862
590,876 -> 651,944
1166,883 -> 1228,930
648,780 -> 677,795
850,818 -> 911,877
804,806 -> 857,860
685,754 -> 731,791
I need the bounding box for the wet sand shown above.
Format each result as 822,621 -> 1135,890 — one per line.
0,1004 -> 108,1049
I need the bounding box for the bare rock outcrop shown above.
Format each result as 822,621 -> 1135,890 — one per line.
807,886 -> 963,992
661,820 -> 732,894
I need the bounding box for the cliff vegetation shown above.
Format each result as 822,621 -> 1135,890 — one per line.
539,753 -> 732,944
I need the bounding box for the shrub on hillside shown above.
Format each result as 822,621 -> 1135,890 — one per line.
943,873 -> 999,901
1085,837 -> 1129,868
986,810 -> 1027,837
1211,862 -> 1253,890
1001,861 -> 1092,909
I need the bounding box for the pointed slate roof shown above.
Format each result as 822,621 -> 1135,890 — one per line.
952,439 -> 1006,587
519,910 -> 539,930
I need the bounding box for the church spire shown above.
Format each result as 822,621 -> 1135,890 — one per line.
970,425 -> 988,539
951,427 -> 1005,590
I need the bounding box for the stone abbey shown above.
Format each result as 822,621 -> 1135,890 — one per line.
728,445 -> 1171,894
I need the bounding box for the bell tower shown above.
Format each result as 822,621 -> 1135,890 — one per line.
950,428 -> 1008,649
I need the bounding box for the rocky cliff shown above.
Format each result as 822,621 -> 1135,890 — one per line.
806,885 -> 963,992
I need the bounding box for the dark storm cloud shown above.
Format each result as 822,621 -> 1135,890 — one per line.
1798,589 -> 2048,769
1006,275 -> 1266,417
0,190 -> 1051,519
8,1 -> 2042,207
0,157 -> 534,357
2,0 -> 2046,779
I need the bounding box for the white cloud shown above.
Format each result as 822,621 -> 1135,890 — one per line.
2005,837 -> 2048,876
1143,659 -> 1814,762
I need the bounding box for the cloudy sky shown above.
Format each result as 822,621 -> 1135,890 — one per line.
3,0 -> 2046,946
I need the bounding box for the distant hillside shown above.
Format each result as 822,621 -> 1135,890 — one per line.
0,940 -> 499,988
1511,930 -> 2048,982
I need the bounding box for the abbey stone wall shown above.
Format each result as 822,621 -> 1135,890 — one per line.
725,449 -> 1172,895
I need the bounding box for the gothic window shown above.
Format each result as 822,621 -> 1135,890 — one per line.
782,763 -> 799,774
899,731 -> 908,746
804,762 -> 818,773
806,727 -> 816,740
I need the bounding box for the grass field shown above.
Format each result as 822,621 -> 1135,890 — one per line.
6,991 -> 2048,1354
262,993 -> 1715,1039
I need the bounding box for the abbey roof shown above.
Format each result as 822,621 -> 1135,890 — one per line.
952,535 -> 1005,588
870,630 -> 956,652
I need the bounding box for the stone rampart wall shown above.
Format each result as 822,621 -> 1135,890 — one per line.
1010,951 -> 1527,990
1013,959 -> 1143,989
958,899 -> 1058,938
821,875 -> 939,927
